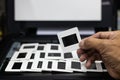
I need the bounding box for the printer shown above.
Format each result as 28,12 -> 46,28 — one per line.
0,0 -> 117,80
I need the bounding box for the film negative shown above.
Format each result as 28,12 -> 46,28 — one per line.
67,60 -> 86,72
11,51 -> 34,61
46,44 -> 62,52
30,53 -> 36,59
45,51 -> 64,60
37,44 -> 46,51
63,51 -> 79,60
42,60 -> 54,72
31,59 -> 45,72
19,43 -> 39,51
57,27 -> 81,53
35,51 -> 46,60
5,60 -> 25,72
21,60 -> 38,72
52,60 -> 73,73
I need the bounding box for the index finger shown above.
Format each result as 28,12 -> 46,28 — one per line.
91,31 -> 114,39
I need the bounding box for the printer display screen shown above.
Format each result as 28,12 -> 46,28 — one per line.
15,0 -> 101,21
6,0 -> 116,34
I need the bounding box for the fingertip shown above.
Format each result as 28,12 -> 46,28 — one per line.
80,57 -> 84,62
85,61 -> 92,69
85,56 -> 96,69
77,49 -> 83,55
80,54 -> 87,62
80,58 -> 86,62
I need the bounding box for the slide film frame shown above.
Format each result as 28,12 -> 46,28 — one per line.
37,44 -> 47,51
31,59 -> 45,72
63,50 -> 79,60
42,59 -> 54,72
19,43 -> 39,51
5,60 -> 25,72
11,51 -> 34,61
52,60 -> 73,73
21,60 -> 38,72
45,44 -> 62,52
57,27 -> 81,53
34,51 -> 46,59
67,60 -> 86,72
45,50 -> 64,60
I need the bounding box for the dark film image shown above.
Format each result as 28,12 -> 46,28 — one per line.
62,34 -> 78,47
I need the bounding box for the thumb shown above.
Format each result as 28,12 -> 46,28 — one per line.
80,37 -> 109,52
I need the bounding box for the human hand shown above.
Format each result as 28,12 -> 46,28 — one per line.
77,31 -> 120,79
